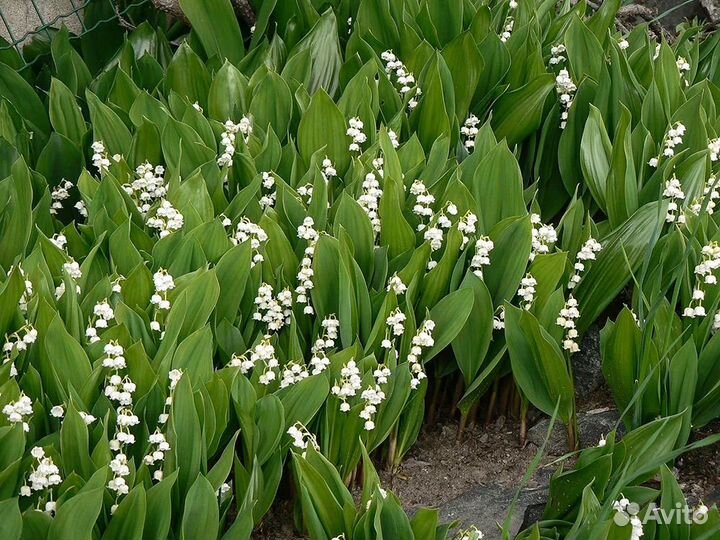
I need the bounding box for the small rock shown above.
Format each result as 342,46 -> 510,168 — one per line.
701,0 -> 720,22
520,502 -> 546,531
573,325 -> 604,396
527,410 -> 622,455
439,482 -> 548,540
403,458 -> 430,469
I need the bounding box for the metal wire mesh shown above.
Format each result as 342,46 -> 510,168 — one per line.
0,0 -> 151,67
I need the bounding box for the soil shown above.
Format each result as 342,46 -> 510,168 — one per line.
676,421 -> 720,507
378,416 -> 559,514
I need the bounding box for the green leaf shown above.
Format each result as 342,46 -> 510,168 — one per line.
452,273 -> 493,384
505,305 -> 574,423
414,53 -> 455,151
178,0 -> 244,64
249,71 -> 293,138
468,141 -> 526,232
580,105 -> 612,211
49,78 -> 86,145
86,90 -> 132,156
49,486 -> 104,540
102,485 -> 146,540
0,63 -> 50,140
297,89 -> 350,174
0,498 -> 21,540
483,215 -> 533,306
208,61 -> 249,122
575,202 -> 664,332
600,308 -> 640,413
181,475 -> 220,540
425,288 -> 475,362
60,403 -> 94,479
491,75 -> 554,146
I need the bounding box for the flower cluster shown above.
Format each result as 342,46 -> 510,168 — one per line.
143,430 -> 171,479
382,308 -> 406,350
230,336 -> 278,375
493,306 -> 506,330
288,422 -> 319,456
102,341 -> 126,370
280,362 -> 310,388
458,526 -> 485,540
347,117 -> 367,153
471,236 -> 494,278
461,114 -> 481,150
20,447 -> 62,499
677,56 -> 691,85
50,179 -> 74,215
408,320 -> 434,388
555,69 -> 576,129
663,174 -> 686,224
108,452 -> 131,496
689,175 -> 719,215
146,200 -> 184,237
91,141 -> 110,173
3,324 -> 38,360
359,384 -> 386,431
530,213 -> 557,260
388,129 -> 400,149
613,497 -> 644,540
331,359 -> 362,412
386,273 -> 407,295
649,122 -> 686,167
556,296 -> 580,353
518,274 -> 537,309
104,374 -> 135,407
322,158 -> 337,181
296,217 -> 319,315
123,163 -> 167,213
151,268 -> 175,334
381,50 -> 421,110
410,179 -> 435,226
16,265 -> 33,312
458,211 -> 478,249
232,218 -> 268,267
549,44 -> 566,65
254,283 -> 293,331
85,300 -> 114,343
260,171 -> 277,209
500,18 -> 514,43
63,258 -> 82,280
309,317 -> 339,375
709,137 -> 720,161
218,117 -> 252,168
424,226 -> 444,252
684,242 -> 720,319
357,172 -> 383,234
568,238 -> 602,289
2,393 -> 33,431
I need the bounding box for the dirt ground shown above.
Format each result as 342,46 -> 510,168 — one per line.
252,386 -> 720,539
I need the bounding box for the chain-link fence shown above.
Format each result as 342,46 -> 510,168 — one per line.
0,0 -> 151,68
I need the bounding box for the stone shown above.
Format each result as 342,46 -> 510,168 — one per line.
572,324 -> 604,397
527,410 -> 622,455
638,0 -> 707,32
0,0 -> 83,46
701,0 -> 720,23
439,473 -> 551,540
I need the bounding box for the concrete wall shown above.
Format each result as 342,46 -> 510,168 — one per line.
0,0 -> 83,45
